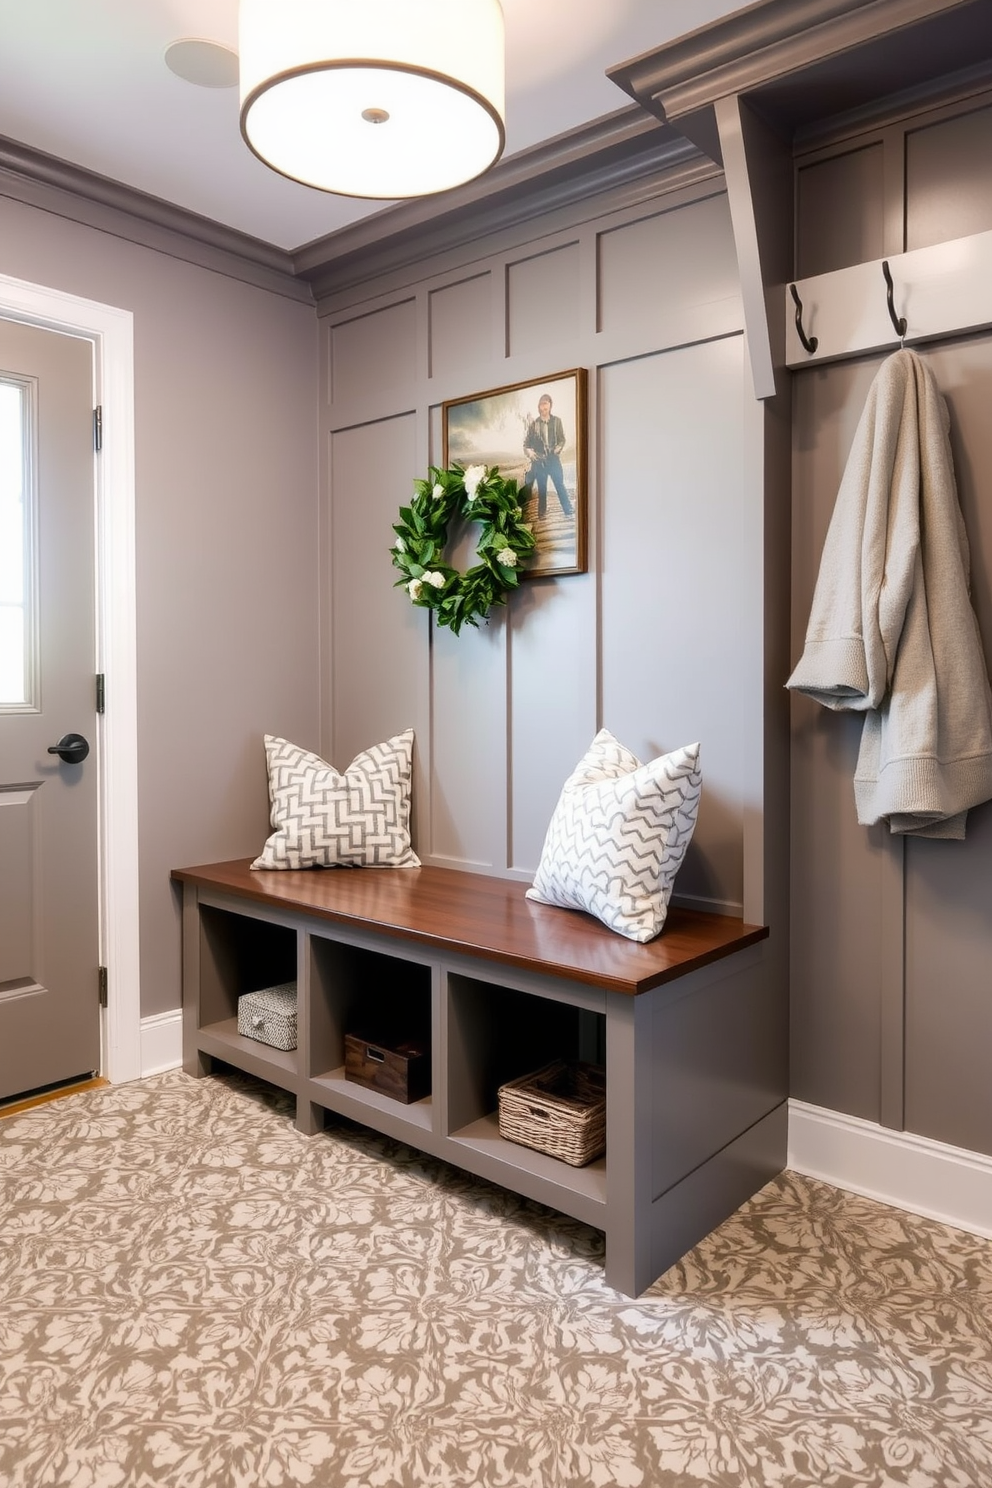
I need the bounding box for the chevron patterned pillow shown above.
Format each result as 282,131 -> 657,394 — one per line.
526,730 -> 701,942
251,730 -> 420,870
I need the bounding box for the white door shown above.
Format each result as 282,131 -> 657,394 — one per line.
0,319 -> 100,1101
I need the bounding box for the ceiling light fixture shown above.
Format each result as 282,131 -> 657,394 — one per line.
238,0 -> 506,200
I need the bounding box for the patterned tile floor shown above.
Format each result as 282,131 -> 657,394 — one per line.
0,1070 -> 990,1487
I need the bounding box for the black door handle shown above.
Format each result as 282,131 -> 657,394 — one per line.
48,733 -> 90,764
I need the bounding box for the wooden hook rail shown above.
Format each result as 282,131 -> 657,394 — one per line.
784,227 -> 992,369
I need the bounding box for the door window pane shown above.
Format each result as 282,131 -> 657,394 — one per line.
0,380 -> 34,708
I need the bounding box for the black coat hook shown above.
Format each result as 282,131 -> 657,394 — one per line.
789,283 -> 818,354
882,260 -> 907,339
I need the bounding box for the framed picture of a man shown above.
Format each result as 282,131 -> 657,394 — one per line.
443,368 -> 587,579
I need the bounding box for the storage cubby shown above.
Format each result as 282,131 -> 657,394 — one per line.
193,904 -> 299,1085
308,934 -> 433,1132
175,859 -> 777,1297
445,973 -> 600,1130
443,972 -> 607,1204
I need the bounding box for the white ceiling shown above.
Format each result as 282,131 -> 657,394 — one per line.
0,0 -> 749,253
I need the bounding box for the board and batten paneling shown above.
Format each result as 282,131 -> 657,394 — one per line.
508,573 -> 598,875
330,298 -> 417,407
429,617 -> 509,869
905,808 -> 992,1150
503,235 -> 597,874
423,400 -> 512,871
906,103 -> 992,252
600,334 -> 749,915
507,243 -> 584,358
329,413 -> 430,828
902,335 -> 992,1155
791,354 -> 889,1121
429,274 -> 493,381
795,144 -> 886,280
597,192 -> 740,347
323,178 -> 761,906
791,336 -> 992,1152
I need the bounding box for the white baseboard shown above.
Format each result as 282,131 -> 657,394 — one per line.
140,1010 -> 182,1078
789,1098 -> 992,1241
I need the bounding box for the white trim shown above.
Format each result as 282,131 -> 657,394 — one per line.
140,1010 -> 182,1078
789,1099 -> 992,1241
0,273 -> 140,1084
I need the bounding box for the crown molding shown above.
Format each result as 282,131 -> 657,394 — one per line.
0,111 -> 706,309
0,134 -> 312,304
290,106 -> 700,302
608,0 -> 992,143
4,5 -> 989,309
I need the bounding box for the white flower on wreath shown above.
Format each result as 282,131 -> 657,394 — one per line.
425,571 -> 446,588
408,578 -> 423,600
394,536 -> 406,552
463,464 -> 486,498
497,548 -> 517,567
432,483 -> 444,499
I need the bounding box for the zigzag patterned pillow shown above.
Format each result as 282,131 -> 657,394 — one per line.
251,730 -> 420,870
526,730 -> 701,942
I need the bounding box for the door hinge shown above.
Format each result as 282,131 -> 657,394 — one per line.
93,405 -> 103,452
96,673 -> 105,715
98,966 -> 108,1008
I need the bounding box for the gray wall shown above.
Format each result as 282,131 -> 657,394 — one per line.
318,169 -> 777,929
0,195 -> 320,1017
791,92 -> 992,1156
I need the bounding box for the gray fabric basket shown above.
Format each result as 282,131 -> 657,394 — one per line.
237,981 -> 298,1051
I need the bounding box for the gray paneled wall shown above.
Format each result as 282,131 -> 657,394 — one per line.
319,177 -> 767,919
903,337 -> 992,1153
429,274 -> 494,376
791,356 -> 893,1122
905,101 -> 992,251
796,145 -> 885,278
507,244 -> 582,356
508,572 -> 598,874
330,298 -> 417,405
601,336 -> 748,912
790,90 -> 992,1157
795,89 -> 992,279
329,412 -> 430,819
791,339 -> 992,1154
597,193 -> 740,341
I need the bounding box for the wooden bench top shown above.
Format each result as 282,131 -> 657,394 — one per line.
172,858 -> 768,996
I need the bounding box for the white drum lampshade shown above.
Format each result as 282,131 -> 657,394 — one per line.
239,0 -> 506,199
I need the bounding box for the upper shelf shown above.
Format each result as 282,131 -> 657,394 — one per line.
609,0 -> 992,164
609,0 -> 992,399
786,226 -> 992,366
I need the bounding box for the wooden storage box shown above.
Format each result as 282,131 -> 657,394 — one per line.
237,982 -> 298,1051
498,1060 -> 606,1166
344,1032 -> 431,1104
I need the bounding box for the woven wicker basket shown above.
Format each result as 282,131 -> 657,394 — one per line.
497,1060 -> 606,1167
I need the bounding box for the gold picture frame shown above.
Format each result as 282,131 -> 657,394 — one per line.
443,367 -> 588,579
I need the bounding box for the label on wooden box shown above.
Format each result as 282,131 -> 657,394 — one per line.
344,1032 -> 430,1104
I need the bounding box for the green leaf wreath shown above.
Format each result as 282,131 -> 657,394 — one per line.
391,463 -> 537,636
